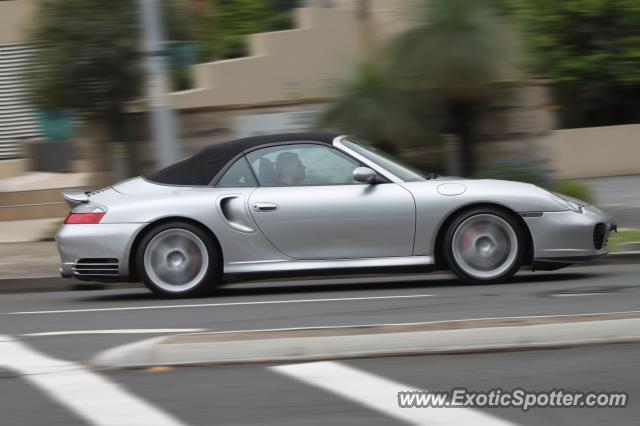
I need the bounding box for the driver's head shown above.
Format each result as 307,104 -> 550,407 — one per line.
276,152 -> 305,185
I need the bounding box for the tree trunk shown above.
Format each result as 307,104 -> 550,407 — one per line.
449,102 -> 475,177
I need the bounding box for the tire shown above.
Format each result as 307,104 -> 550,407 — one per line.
136,221 -> 222,297
444,207 -> 525,285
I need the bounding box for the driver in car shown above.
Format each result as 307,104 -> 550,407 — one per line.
276,152 -> 306,185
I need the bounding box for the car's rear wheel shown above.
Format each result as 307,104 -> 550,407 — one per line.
444,208 -> 525,284
136,222 -> 221,297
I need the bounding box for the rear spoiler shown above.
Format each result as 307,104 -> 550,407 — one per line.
62,190 -> 91,208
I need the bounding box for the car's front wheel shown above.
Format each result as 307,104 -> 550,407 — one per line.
136,222 -> 221,297
444,208 -> 525,284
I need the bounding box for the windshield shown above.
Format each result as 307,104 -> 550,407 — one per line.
341,139 -> 426,182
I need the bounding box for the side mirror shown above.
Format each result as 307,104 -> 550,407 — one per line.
353,167 -> 378,184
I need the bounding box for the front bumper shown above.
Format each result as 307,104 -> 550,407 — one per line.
523,205 -> 615,265
56,223 -> 146,282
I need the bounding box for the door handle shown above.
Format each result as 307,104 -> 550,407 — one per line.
254,202 -> 279,212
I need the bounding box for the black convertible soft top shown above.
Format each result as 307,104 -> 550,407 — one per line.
146,132 -> 341,186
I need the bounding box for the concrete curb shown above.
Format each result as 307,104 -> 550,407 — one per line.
92,312 -> 640,369
594,251 -> 640,264
1,251 -> 639,294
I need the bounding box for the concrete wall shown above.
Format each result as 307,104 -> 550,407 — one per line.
332,0 -> 419,48
0,0 -> 35,44
169,3 -> 416,110
471,81 -> 555,174
170,7 -> 361,109
542,124 -> 640,179
0,159 -> 28,179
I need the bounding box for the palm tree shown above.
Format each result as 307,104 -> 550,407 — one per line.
317,62 -> 429,147
320,0 -> 513,176
387,0 -> 512,176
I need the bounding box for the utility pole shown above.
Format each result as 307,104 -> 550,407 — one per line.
138,0 -> 180,168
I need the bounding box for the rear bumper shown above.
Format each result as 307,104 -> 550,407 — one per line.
524,205 -> 615,265
56,223 -> 146,282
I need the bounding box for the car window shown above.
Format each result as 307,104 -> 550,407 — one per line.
216,157 -> 257,187
246,144 -> 361,187
342,139 -> 426,182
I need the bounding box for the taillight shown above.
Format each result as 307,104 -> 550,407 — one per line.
64,212 -> 105,224
64,204 -> 106,224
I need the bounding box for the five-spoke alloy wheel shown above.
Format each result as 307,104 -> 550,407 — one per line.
136,222 -> 221,297
444,207 -> 525,284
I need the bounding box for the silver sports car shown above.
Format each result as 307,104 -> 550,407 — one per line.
57,132 -> 615,297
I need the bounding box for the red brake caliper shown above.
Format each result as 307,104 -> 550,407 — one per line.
462,224 -> 481,251
188,246 -> 202,279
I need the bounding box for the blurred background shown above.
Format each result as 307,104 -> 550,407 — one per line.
0,3 -> 639,425
0,0 -> 639,246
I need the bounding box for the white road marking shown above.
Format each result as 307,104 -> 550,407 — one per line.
271,361 -> 516,426
4,293 -> 436,315
551,293 -> 611,297
0,335 -> 185,426
21,328 -> 207,337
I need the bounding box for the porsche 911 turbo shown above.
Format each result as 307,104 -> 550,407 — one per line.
56,132 -> 615,297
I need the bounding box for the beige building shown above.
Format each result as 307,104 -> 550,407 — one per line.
0,0 -> 35,44
159,1 -> 420,155
159,1 -> 554,174
0,0 -> 39,168
171,1 -> 418,111
1,0 -> 638,180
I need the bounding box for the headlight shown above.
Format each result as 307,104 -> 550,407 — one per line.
549,192 -> 584,213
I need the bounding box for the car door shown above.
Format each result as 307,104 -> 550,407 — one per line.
245,143 -> 416,260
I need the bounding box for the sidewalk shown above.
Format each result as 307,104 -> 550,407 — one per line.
0,241 -> 140,292
0,218 -> 61,244
0,241 -> 60,279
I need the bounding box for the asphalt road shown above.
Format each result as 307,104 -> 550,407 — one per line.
106,344 -> 639,426
0,263 -> 639,425
0,264 -> 639,360
0,343 -> 637,425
